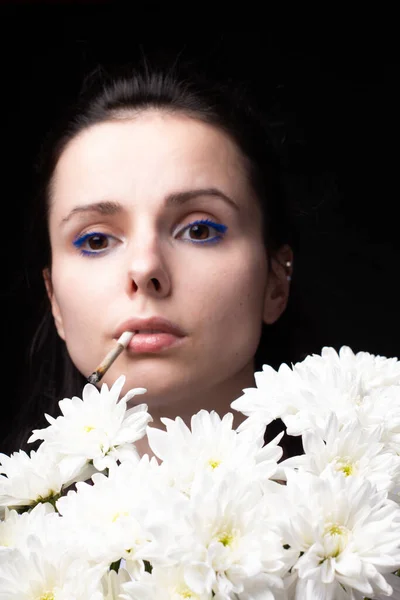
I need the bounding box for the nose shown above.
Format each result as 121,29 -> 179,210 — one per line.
126,234 -> 171,299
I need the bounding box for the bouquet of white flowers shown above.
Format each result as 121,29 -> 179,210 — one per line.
2,346 -> 400,600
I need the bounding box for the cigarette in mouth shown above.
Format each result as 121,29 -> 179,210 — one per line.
87,331 -> 134,385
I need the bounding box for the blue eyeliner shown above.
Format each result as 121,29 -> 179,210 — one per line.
72,231 -> 110,256
180,218 -> 228,244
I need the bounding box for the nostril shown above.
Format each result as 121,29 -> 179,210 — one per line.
151,278 -> 161,291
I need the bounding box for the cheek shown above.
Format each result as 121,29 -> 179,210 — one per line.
50,258 -> 119,332
181,247 -> 268,380
184,247 -> 268,331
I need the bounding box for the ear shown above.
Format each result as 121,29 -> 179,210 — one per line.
42,267 -> 66,340
262,245 -> 293,325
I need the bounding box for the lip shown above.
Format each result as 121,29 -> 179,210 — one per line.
114,317 -> 187,353
115,316 -> 186,339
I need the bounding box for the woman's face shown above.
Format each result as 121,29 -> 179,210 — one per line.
46,111 -> 287,414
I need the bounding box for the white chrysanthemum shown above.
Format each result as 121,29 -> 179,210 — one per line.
232,346 -> 400,437
0,535 -> 105,600
0,443 -> 83,517
28,375 -> 150,473
281,470 -> 400,599
0,502 -> 58,553
56,457 -> 184,574
278,413 -> 400,494
120,566 -> 212,600
146,410 -> 283,496
176,472 -> 290,599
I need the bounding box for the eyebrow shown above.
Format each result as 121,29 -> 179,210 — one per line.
59,187 -> 239,226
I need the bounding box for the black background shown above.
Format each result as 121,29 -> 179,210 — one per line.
0,9 -> 399,448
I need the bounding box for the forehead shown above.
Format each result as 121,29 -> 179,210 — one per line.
50,111 -> 257,217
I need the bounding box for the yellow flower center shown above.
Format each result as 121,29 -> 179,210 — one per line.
218,531 -> 234,546
323,522 -> 350,557
332,456 -> 358,477
39,593 -> 55,600
173,585 -> 197,598
327,524 -> 345,536
84,425 -> 95,432
111,511 -> 129,523
215,524 -> 240,549
208,459 -> 221,469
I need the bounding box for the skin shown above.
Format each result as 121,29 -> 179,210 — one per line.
44,110 -> 292,435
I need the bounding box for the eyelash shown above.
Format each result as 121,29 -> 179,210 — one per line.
72,219 -> 228,257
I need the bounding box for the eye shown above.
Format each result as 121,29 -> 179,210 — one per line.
73,232 -> 118,256
176,219 -> 228,245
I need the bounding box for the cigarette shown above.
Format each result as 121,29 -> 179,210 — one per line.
87,331 -> 134,385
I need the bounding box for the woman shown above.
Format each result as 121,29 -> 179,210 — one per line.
8,61 -> 313,456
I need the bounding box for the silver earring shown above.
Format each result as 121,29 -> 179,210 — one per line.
285,260 -> 292,281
